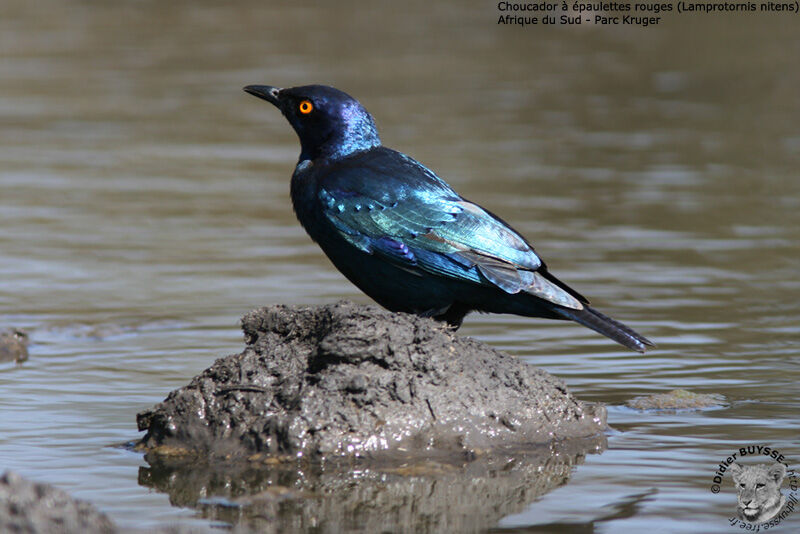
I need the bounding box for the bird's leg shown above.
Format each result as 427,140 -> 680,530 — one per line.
418,306 -> 450,319
429,303 -> 470,331
418,305 -> 461,330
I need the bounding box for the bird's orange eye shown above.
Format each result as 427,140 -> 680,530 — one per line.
298,100 -> 313,114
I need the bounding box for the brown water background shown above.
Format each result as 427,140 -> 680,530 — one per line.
1,1 -> 799,532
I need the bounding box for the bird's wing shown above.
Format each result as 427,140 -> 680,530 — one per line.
319,149 -> 583,309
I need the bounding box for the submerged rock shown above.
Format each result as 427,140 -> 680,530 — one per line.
625,389 -> 726,411
0,471 -> 115,534
137,301 -> 606,460
0,328 -> 29,363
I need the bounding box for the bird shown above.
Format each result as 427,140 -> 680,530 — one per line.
244,84 -> 654,352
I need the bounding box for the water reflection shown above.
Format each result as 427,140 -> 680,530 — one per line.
492,488 -> 658,533
138,437 -> 604,533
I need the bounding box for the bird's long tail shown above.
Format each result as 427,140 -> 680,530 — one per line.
554,305 -> 655,353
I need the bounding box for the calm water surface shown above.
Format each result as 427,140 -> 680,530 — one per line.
1,1 -> 798,532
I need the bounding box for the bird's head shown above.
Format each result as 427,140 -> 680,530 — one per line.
244,84 -> 381,162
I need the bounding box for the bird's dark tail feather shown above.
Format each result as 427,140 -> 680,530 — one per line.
555,305 -> 655,353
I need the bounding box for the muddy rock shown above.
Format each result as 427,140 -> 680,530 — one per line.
0,328 -> 29,363
137,301 -> 606,460
0,471 -> 115,534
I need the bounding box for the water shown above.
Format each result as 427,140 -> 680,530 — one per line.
1,0 -> 798,531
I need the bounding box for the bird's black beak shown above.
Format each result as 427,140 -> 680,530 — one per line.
243,85 -> 282,106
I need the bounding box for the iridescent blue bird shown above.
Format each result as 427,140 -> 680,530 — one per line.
244,84 -> 654,352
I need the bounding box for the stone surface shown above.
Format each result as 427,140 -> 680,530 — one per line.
137,301 -> 606,460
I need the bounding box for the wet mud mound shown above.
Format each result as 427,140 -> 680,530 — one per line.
137,301 -> 606,460
0,471 -> 115,534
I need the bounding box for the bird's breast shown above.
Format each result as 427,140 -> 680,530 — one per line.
290,164 -> 331,244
